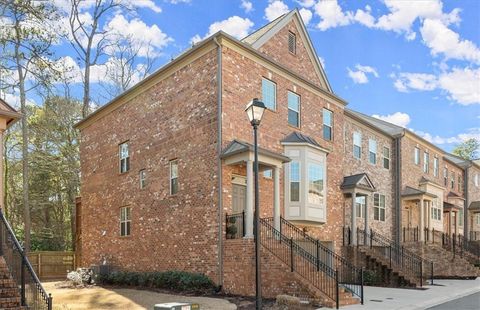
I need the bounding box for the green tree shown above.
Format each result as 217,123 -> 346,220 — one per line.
452,138 -> 480,160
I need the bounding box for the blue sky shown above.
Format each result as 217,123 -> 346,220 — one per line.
3,0 -> 480,152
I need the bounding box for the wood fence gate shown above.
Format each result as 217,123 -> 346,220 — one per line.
27,251 -> 75,280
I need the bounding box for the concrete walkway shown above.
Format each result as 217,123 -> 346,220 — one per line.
343,279 -> 480,310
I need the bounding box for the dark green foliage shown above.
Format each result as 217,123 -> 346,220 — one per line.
98,270 -> 216,293
362,270 -> 381,285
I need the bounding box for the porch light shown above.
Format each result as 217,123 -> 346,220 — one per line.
245,98 -> 266,126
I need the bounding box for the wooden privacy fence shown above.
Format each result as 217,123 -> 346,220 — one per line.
27,251 -> 75,280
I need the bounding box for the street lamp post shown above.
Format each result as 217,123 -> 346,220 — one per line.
245,98 -> 266,310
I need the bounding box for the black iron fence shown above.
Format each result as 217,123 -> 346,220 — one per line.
0,210 -> 52,310
264,217 -> 364,303
402,227 -> 419,242
469,231 -> 480,241
344,227 -> 434,287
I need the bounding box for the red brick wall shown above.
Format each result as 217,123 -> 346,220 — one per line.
79,49 -> 221,281
221,45 -> 346,249
257,20 -> 323,88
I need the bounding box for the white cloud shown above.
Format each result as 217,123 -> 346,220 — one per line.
347,64 -> 379,84
415,128 -> 480,145
297,0 -> 316,8
372,112 -> 411,128
105,14 -> 173,57
240,0 -> 253,13
299,8 -> 313,25
354,5 -> 375,28
314,0 -> 353,31
132,0 -> 162,13
420,18 -> 480,63
265,0 -> 289,22
393,68 -> 480,105
190,16 -> 254,44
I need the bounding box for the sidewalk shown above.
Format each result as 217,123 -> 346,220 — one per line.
343,278 -> 480,310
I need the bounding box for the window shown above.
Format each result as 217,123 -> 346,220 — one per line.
120,207 -> 131,236
290,161 -> 300,202
353,132 -> 362,159
369,139 -> 377,164
423,152 -> 429,173
458,209 -> 464,227
431,200 -> 441,221
287,91 -> 300,127
475,173 -> 479,187
444,168 -> 448,186
139,170 -> 146,189
323,109 -> 333,141
414,147 -> 420,165
383,146 -> 390,169
458,175 -> 462,192
476,214 -> 480,225
119,142 -> 130,173
261,78 -> 276,110
373,193 -> 386,221
355,196 -> 365,218
288,31 -> 296,54
263,169 -> 272,178
451,172 -> 455,189
170,160 -> 179,195
308,163 -> 324,204
433,157 -> 439,177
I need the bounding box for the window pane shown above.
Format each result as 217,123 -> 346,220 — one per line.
354,145 -> 361,159
262,78 -> 276,110
290,182 -> 300,202
171,161 -> 178,178
380,195 -> 385,207
171,178 -> 178,194
374,207 -> 379,220
126,222 -> 131,236
121,222 -> 126,236
290,162 -> 300,202
374,193 -> 379,206
369,140 -> 377,164
263,169 -> 272,178
308,163 -> 324,204
288,92 -> 300,127
323,125 -> 332,141
288,110 -> 299,127
323,109 -> 332,126
126,207 -> 131,220
353,132 -> 361,146
380,209 -> 385,221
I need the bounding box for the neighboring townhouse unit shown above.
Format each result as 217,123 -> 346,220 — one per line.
468,160 -> 480,240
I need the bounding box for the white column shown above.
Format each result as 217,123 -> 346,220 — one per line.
351,191 -> 357,245
245,160 -> 254,238
427,201 -> 431,230
419,199 -> 425,241
273,166 -> 280,232
364,195 -> 369,245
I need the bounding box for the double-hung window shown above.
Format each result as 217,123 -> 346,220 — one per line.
139,170 -> 146,189
444,168 -> 448,186
308,163 -> 324,205
458,175 -> 462,192
433,157 -> 439,177
288,91 -> 300,127
373,193 -> 386,221
451,172 -> 455,189
120,207 -> 131,236
290,161 -> 300,202
322,109 -> 333,141
119,142 -> 130,173
458,209 -> 464,227
431,200 -> 441,221
170,160 -> 179,195
414,147 -> 420,165
353,132 -> 362,159
423,152 -> 429,173
369,139 -> 377,164
261,78 -> 276,110
383,146 -> 390,169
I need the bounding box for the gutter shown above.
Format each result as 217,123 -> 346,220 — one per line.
394,131 -> 405,244
464,162 -> 471,238
213,37 -> 223,287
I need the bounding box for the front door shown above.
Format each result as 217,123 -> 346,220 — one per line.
232,184 -> 246,213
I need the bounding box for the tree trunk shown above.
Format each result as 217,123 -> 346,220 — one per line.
82,60 -> 90,118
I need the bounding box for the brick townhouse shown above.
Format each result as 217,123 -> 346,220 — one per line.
468,160 -> 480,239
75,9 -> 478,307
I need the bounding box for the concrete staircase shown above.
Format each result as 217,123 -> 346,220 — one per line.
0,257 -> 23,310
404,243 -> 480,279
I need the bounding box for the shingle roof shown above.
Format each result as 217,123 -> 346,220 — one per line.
443,201 -> 460,210
220,140 -> 291,163
281,131 -> 322,148
341,173 -> 375,191
345,109 -> 405,137
447,191 -> 462,198
469,201 -> 480,211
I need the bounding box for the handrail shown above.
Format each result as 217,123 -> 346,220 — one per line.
0,210 -> 52,310
259,218 -> 341,309
264,217 -> 364,302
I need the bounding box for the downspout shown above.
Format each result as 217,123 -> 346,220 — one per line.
213,36 -> 223,287
394,132 -> 405,245
464,164 -> 470,239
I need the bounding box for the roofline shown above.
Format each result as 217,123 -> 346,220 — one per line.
344,108 -> 404,139
75,30 -> 348,130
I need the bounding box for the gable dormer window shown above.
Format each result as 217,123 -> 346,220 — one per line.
288,31 -> 296,54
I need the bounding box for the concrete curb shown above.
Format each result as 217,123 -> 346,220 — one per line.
401,285 -> 480,310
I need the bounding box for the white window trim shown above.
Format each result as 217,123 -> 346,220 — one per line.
414,147 -> 420,165
423,151 -> 429,173
383,146 -> 390,169
373,193 -> 386,222
353,132 -> 362,160
119,142 -> 130,173
287,91 -> 300,127
322,108 -> 333,141
139,169 -> 146,189
368,139 -> 377,165
170,160 -> 179,195
433,156 -> 439,177
120,207 -> 131,236
261,77 -> 277,110
355,196 -> 365,219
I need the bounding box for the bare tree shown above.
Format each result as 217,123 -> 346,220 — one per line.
68,0 -> 123,117
0,0 -> 58,252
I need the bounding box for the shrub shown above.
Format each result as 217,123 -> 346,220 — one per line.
363,270 -> 381,285
98,270 -> 215,293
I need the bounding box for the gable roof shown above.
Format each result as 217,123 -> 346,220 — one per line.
220,139 -> 290,163
242,9 -> 332,93
0,98 -> 21,127
345,108 -> 405,137
341,173 -> 376,191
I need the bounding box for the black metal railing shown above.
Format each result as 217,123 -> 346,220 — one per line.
344,227 -> 434,287
0,210 -> 52,310
435,230 -> 480,263
264,217 -> 363,303
225,212 -> 245,239
259,218 -> 342,309
469,231 -> 480,241
402,227 -> 419,242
